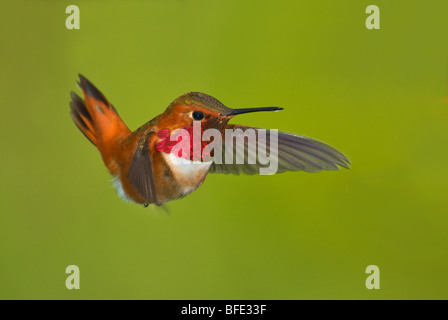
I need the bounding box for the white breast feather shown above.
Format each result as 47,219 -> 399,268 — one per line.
164,153 -> 212,196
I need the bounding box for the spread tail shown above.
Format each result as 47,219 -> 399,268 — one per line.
70,74 -> 131,150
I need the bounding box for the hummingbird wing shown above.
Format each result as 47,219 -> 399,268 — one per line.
127,132 -> 160,205
208,124 -> 350,175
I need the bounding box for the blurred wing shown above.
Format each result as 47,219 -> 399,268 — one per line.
127,132 -> 159,205
209,124 -> 350,175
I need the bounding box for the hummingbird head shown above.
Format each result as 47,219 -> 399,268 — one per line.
162,92 -> 283,132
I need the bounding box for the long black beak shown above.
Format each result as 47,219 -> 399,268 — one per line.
221,106 -> 283,116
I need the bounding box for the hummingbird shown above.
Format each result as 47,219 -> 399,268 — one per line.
70,75 -> 350,207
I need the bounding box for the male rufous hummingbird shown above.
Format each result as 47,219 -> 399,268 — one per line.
70,75 -> 350,207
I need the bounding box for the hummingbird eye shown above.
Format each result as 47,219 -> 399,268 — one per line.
192,111 -> 204,121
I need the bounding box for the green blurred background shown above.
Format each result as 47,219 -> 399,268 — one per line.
1,0 -> 447,299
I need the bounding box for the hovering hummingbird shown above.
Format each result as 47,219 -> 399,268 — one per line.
70,75 -> 350,207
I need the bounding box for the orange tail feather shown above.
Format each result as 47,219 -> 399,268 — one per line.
70,74 -> 131,173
